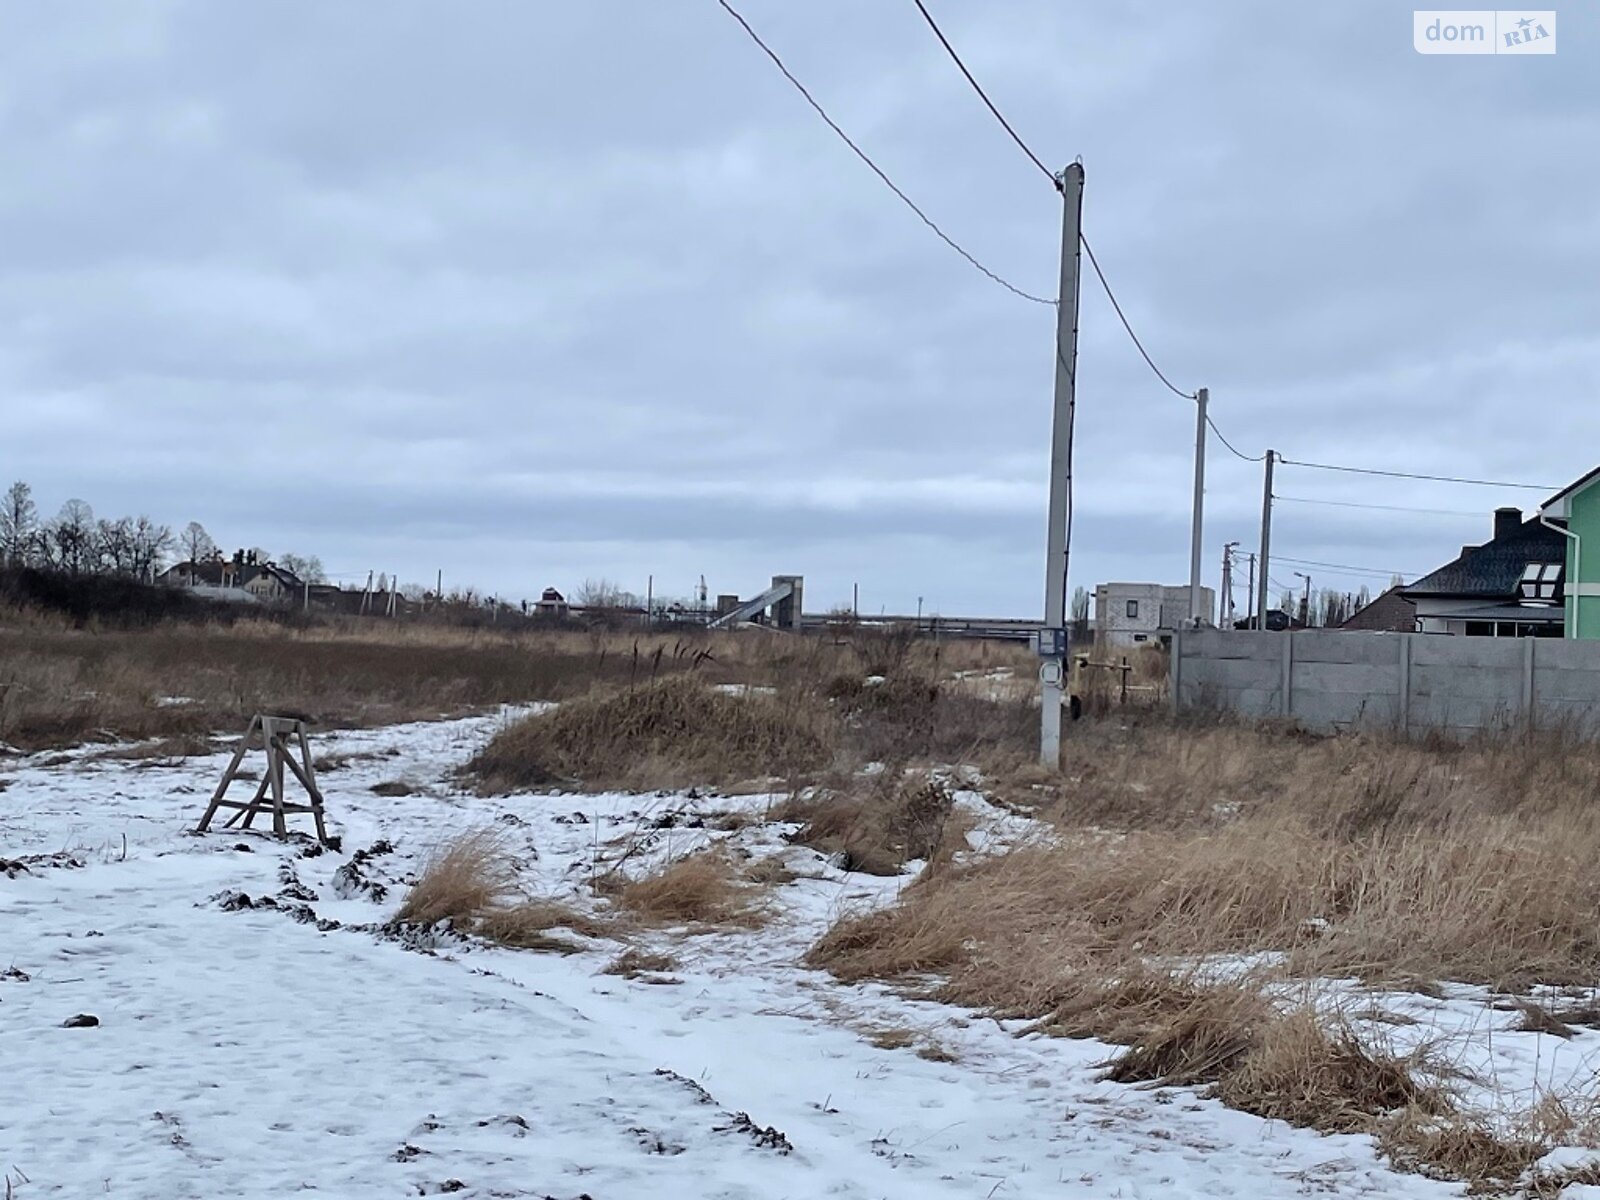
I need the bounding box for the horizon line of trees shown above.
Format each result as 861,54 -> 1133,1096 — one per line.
0,480 -> 326,586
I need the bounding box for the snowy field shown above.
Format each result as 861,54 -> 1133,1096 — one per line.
3,711 -> 1598,1198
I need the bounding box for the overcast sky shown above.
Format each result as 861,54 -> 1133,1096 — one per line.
2,2 -> 1596,617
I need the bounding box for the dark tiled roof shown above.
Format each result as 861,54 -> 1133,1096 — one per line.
1340,585 -> 1416,632
1404,515 -> 1566,598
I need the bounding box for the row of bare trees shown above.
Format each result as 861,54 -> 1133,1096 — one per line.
1,483 -> 173,581
0,481 -> 325,585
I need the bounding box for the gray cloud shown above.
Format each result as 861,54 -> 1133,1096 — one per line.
1,1 -> 1595,618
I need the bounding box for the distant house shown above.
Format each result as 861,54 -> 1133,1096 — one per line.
1094,583 -> 1216,648
1402,507 -> 1567,637
159,551 -> 304,607
242,563 -> 304,603
1340,585 -> 1417,633
1539,465 -> 1600,640
535,587 -> 568,618
158,556 -> 240,590
1233,608 -> 1306,632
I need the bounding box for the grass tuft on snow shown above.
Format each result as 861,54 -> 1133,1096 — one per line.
396,829 -> 609,952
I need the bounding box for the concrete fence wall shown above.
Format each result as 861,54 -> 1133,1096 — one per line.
1172,629 -> 1600,737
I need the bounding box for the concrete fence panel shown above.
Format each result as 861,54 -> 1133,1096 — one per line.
1174,629 -> 1600,739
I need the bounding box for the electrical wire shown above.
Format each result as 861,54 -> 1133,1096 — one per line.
1207,415 -> 1266,462
1272,555 -> 1414,580
1278,457 -> 1555,491
1273,495 -> 1483,518
910,0 -> 1058,186
898,0 -> 1561,498
714,0 -> 1053,305
1079,233 -> 1196,400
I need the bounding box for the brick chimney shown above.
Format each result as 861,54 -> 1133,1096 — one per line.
1494,506 -> 1522,540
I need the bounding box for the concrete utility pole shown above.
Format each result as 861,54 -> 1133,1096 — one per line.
1221,541 -> 1238,627
1189,387 -> 1209,626
1245,552 -> 1256,630
1040,162 -> 1085,768
1256,452 -> 1276,630
1295,571 -> 1312,627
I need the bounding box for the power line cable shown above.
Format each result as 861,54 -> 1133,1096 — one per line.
1078,234 -> 1196,400
1279,457 -> 1555,491
909,0 -> 1057,186
906,1 -> 1555,494
1207,414 -> 1266,462
1273,495 -> 1483,518
714,0 -> 1053,305
1273,555 -> 1415,579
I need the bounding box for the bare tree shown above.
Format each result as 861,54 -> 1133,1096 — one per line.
48,499 -> 97,575
278,553 -> 325,583
0,481 -> 38,567
1070,586 -> 1091,638
129,517 -> 174,581
181,521 -> 215,563
575,578 -> 639,609
95,516 -> 136,575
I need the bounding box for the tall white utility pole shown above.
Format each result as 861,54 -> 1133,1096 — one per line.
1221,541 -> 1238,626
1189,387 -> 1209,626
1256,451 -> 1276,630
1040,162 -> 1085,767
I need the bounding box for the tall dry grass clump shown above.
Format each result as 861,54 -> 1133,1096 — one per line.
395,829 -> 520,926
606,850 -> 767,927
468,675 -> 835,792
779,776 -> 968,876
395,829 -> 605,952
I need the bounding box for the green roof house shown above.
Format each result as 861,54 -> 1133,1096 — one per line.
1540,466 -> 1600,639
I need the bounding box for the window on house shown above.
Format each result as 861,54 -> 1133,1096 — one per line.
1126,599 -> 1139,619
1519,562 -> 1563,603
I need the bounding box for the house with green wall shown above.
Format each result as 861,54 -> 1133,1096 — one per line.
1541,467 -> 1600,639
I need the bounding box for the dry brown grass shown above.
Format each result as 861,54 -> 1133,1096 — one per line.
1214,1008 -> 1443,1132
607,850 -> 769,927
0,610 -> 1028,753
744,857 -> 799,886
779,776 -> 965,876
89,733 -> 218,762
395,830 -> 520,926
476,901 -> 608,953
395,829 -> 610,952
469,675 -> 836,792
806,716 -> 1600,1190
601,949 -> 679,978
0,621 -> 722,750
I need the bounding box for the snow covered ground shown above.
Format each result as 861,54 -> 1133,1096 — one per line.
2,712 -> 1595,1197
